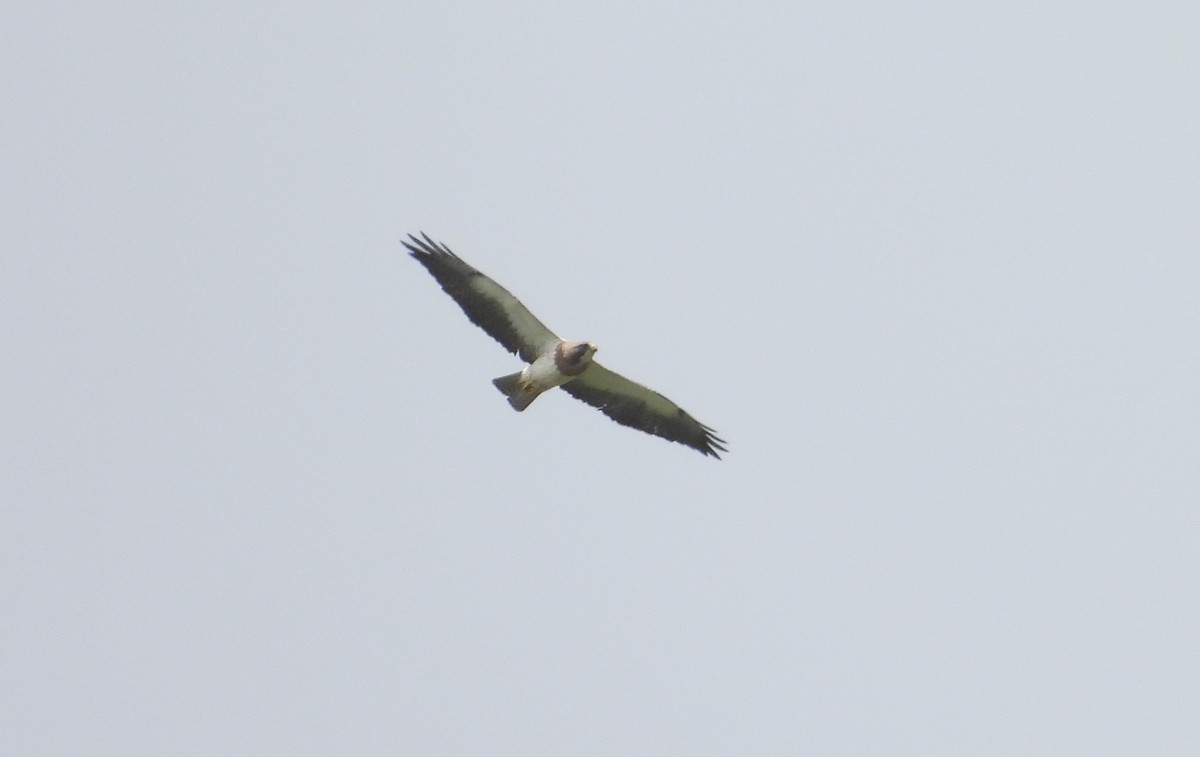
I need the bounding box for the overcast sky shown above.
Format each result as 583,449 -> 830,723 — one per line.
3,3 -> 1197,754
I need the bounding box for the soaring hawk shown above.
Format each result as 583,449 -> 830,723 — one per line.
406,233 -> 726,458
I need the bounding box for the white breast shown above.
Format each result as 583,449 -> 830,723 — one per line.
522,352 -> 572,392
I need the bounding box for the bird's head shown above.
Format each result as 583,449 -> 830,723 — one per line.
572,342 -> 597,361
557,340 -> 597,373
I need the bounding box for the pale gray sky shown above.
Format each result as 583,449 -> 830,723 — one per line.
3,3 -> 1197,754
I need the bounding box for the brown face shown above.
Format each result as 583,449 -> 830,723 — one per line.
570,342 -> 593,362
556,341 -> 597,375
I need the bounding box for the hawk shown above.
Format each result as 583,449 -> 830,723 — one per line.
405,233 -> 726,458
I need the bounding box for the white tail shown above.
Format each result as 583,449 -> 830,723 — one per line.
492,372 -> 540,411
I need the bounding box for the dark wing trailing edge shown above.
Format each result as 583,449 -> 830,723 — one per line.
562,363 -> 727,458
404,233 -> 560,363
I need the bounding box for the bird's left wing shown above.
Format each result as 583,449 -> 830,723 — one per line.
405,233 -> 560,363
562,362 -> 727,458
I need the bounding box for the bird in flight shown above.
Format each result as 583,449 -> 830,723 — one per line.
405,233 -> 726,458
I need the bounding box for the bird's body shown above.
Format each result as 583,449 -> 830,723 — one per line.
493,340 -> 597,411
405,233 -> 726,458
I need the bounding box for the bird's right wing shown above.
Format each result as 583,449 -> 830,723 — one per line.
405,233 -> 560,363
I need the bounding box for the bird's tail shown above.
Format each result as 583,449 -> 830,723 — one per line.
492,372 -> 540,412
